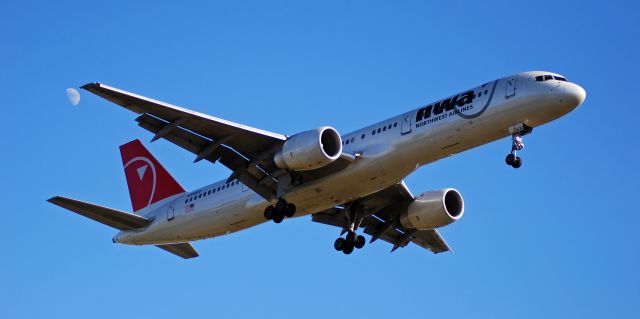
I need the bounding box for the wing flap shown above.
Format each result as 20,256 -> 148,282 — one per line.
136,113 -> 277,199
156,243 -> 199,259
411,229 -> 452,254
48,196 -> 151,230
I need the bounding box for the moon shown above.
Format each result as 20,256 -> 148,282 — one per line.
66,88 -> 80,106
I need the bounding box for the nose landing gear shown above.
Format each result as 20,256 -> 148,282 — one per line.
505,124 -> 532,169
263,199 -> 296,224
505,134 -> 524,168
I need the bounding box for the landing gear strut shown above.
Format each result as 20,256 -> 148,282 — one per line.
505,124 -> 532,169
333,203 -> 366,255
263,198 -> 296,224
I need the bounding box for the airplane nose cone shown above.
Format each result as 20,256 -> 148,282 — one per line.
564,84 -> 586,108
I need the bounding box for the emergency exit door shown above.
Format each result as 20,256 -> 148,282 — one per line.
505,76 -> 518,99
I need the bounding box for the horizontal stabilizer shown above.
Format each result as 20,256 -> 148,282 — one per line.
48,196 -> 152,230
156,243 -> 199,259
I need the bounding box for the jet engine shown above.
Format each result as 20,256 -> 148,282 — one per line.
274,127 -> 343,171
399,188 -> 464,229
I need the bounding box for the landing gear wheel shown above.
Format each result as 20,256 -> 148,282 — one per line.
284,203 -> 296,218
346,232 -> 357,244
505,154 -> 515,166
272,211 -> 284,224
342,242 -> 354,255
354,235 -> 365,249
263,206 -> 274,220
334,237 -> 345,251
512,156 -> 522,169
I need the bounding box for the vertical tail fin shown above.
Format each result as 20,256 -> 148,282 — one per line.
120,140 -> 185,212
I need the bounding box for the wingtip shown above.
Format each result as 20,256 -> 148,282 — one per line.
80,82 -> 101,91
47,196 -> 62,203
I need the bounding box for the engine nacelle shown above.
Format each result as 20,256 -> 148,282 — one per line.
399,188 -> 464,229
274,127 -> 342,171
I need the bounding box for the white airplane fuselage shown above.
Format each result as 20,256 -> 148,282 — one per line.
114,71 -> 586,245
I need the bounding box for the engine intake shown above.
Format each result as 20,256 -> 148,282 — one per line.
399,188 -> 464,230
274,127 -> 342,171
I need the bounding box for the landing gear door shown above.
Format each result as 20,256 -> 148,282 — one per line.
401,111 -> 413,135
505,75 -> 518,99
167,199 -> 176,221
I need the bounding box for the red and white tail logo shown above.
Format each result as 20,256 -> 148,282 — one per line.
120,140 -> 185,212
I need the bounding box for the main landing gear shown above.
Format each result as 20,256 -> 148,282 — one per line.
264,199 -> 296,224
505,124 -> 532,169
333,203 -> 366,255
334,231 -> 366,255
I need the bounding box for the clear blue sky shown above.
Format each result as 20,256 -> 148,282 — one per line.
2,1 -> 638,318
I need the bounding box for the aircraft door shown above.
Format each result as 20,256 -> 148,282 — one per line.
505,75 -> 518,99
167,200 -> 176,221
401,111 -> 413,135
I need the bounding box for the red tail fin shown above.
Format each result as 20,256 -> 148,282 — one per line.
119,140 -> 185,212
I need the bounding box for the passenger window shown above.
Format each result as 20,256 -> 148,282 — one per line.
383,126 -> 387,132
377,128 -> 381,133
350,138 -> 355,143
345,140 -> 350,145
184,199 -> 188,204
217,187 -> 221,191
361,134 -> 365,139
393,123 -> 397,127
208,190 -> 211,195
372,130 -> 375,135
198,194 -> 202,199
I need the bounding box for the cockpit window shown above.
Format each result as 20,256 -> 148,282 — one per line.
535,74 -> 569,82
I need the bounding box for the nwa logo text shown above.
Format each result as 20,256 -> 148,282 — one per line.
415,91 -> 475,123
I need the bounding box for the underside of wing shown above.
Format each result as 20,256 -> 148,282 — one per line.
81,83 -> 355,202
312,182 -> 453,254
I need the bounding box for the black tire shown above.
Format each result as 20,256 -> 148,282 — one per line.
346,231 -> 357,244
284,203 -> 296,218
275,199 -> 287,212
263,206 -> 274,220
354,235 -> 365,249
505,154 -> 515,165
272,211 -> 284,224
334,237 -> 345,251
512,157 -> 522,169
342,243 -> 354,255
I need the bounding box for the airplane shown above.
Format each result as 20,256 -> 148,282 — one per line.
49,71 -> 586,258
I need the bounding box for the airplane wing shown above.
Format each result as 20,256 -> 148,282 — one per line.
312,182 -> 452,253
81,83 -> 352,201
156,243 -> 199,259
48,196 -> 152,230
